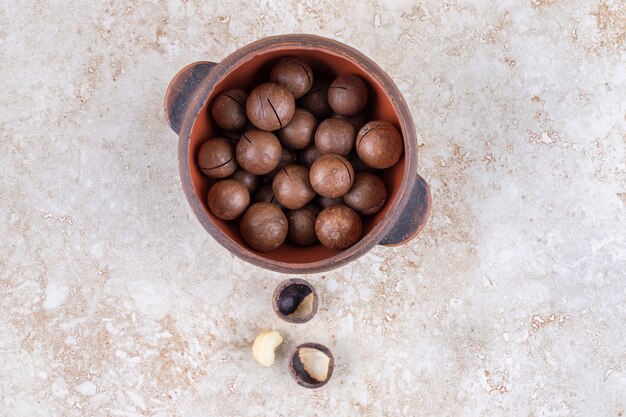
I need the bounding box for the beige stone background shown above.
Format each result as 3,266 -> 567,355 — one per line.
1,0 -> 625,416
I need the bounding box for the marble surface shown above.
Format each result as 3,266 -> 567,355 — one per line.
1,1 -> 625,416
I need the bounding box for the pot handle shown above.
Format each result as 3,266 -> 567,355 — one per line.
379,173 -> 431,246
164,61 -> 218,135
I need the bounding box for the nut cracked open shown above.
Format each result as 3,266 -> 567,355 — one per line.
272,278 -> 318,324
289,343 -> 334,388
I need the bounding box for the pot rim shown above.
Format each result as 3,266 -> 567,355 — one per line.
177,34 -> 418,274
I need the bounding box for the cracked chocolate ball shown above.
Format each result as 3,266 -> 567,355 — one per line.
231,169 -> 260,193
299,145 -> 322,169
236,130 -> 282,175
315,204 -> 362,249
327,75 -> 368,116
332,113 -> 368,132
356,120 -> 403,169
266,147 -> 297,179
277,108 -> 317,150
298,78 -> 332,118
315,117 -> 356,156
287,205 -> 319,246
197,137 -> 238,178
211,89 -> 248,131
207,179 -> 250,220
270,57 -> 314,99
240,202 -> 288,252
343,172 -> 387,215
309,154 -> 354,198
246,82 -> 296,131
272,165 -> 316,210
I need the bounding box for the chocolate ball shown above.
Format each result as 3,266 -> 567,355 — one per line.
327,75 -> 368,116
240,202 -> 288,252
207,179 -> 250,220
270,57 -> 314,99
315,118 -> 356,156
272,165 -> 316,210
332,113 -> 368,132
343,172 -> 387,215
316,195 -> 343,209
236,130 -> 282,175
356,121 -> 404,169
298,78 -> 331,118
246,82 -> 295,131
197,137 -> 237,178
287,205 -> 320,246
315,205 -> 362,249
211,89 -> 248,131
309,154 -> 354,198
277,108 -> 317,150
299,145 -> 322,169
231,169 -> 260,193
252,184 -> 279,206
266,147 -> 297,179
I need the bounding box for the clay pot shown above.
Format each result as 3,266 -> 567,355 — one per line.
164,34 -> 431,274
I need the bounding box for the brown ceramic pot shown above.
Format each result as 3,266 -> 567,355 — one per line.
164,34 -> 431,274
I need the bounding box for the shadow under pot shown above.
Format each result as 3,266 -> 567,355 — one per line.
272,278 -> 318,324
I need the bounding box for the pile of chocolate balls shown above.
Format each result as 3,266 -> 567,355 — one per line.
198,56 -> 404,252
